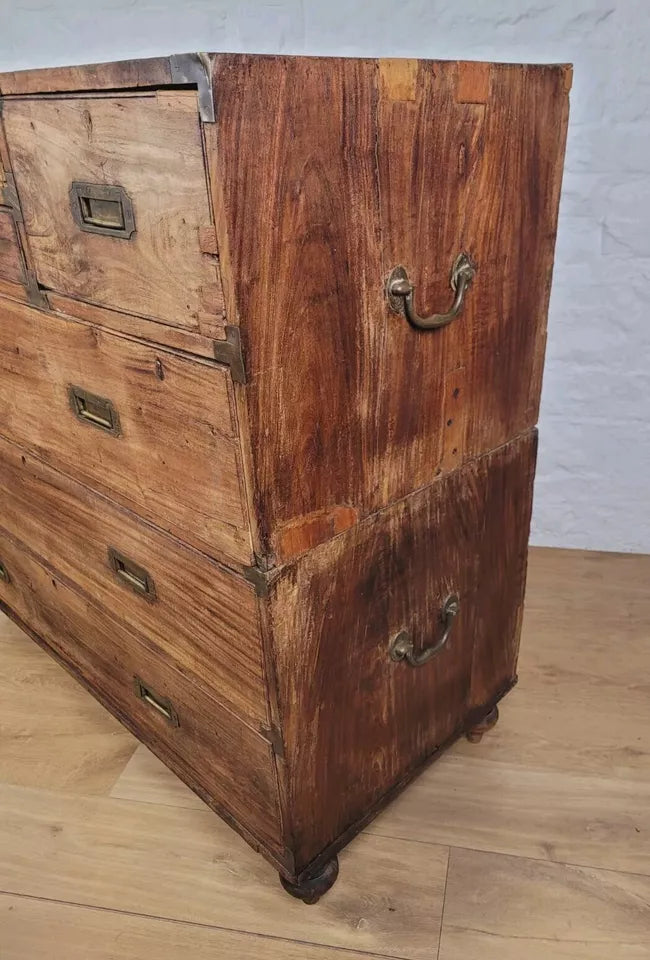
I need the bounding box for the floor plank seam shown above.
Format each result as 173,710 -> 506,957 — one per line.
435,847 -> 451,960
366,834 -> 650,880
0,889 -> 410,960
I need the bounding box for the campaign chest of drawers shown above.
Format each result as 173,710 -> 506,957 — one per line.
0,53 -> 570,902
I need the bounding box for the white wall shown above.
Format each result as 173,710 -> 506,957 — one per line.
1,0 -> 648,552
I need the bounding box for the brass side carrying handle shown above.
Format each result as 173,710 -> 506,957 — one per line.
387,253 -> 476,330
390,594 -> 460,667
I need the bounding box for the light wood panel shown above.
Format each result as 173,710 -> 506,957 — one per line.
0,617 -> 135,795
2,91 -> 223,335
0,297 -> 250,565
0,894 -> 395,960
0,208 -> 24,284
0,438 -> 267,729
0,781 -> 448,960
439,848 -> 650,960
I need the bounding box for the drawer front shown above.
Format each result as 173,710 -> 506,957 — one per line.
0,434 -> 267,730
270,430 -> 537,867
0,297 -> 251,566
1,91 -> 224,336
0,207 -> 25,285
0,532 -> 283,855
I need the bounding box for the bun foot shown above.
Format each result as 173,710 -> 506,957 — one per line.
466,705 -> 499,743
280,856 -> 339,904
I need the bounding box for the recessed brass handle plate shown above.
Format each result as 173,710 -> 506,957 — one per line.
387,253 -> 476,330
108,548 -> 156,601
133,676 -> 179,727
390,594 -> 460,667
68,385 -> 121,436
70,181 -> 136,238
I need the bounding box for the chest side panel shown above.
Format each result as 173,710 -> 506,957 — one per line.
269,430 -> 536,870
212,55 -> 569,563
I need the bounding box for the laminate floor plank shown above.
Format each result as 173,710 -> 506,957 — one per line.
438,847 -> 650,960
0,618 -> 136,796
0,893 -> 398,960
0,781 -> 447,960
369,753 -> 650,875
452,548 -> 650,780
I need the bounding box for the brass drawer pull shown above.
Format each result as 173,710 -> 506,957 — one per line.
108,548 -> 156,601
387,253 -> 476,330
133,676 -> 179,727
68,385 -> 121,436
70,181 -> 136,239
390,594 -> 459,667
0,558 -> 10,583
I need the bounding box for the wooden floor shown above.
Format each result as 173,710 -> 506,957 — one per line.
1,546 -> 649,959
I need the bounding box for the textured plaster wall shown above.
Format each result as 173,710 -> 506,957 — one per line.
1,0 -> 648,552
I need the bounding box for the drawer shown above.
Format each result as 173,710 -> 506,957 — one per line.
0,207 -> 25,285
1,91 -> 224,336
0,434 -> 267,731
270,430 -> 537,866
0,531 -> 284,855
0,297 -> 251,566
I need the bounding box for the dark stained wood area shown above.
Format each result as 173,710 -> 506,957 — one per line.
270,431 -> 537,869
211,55 -> 569,562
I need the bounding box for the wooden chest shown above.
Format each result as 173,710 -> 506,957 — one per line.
0,53 -> 570,902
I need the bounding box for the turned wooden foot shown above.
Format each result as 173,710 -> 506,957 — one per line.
466,705 -> 499,743
279,856 -> 339,904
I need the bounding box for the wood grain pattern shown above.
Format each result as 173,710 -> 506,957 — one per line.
270,431 -> 536,869
2,91 -> 224,334
0,436 -> 267,729
0,540 -> 283,854
0,208 -> 24,284
212,54 -> 570,562
0,55 -> 174,96
0,895 -> 399,960
0,615 -> 136,795
0,297 -> 250,565
47,291 -> 225,358
369,754 -> 650,877
439,848 -> 650,960
0,276 -> 29,303
0,779 -> 448,959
